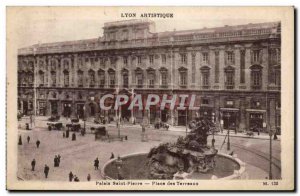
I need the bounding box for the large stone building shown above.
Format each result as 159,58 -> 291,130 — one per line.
17,19 -> 281,132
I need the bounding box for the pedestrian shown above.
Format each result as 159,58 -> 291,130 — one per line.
110,152 -> 115,159
87,174 -> 91,181
44,164 -> 49,178
27,136 -> 30,143
57,154 -> 61,166
18,135 -> 22,145
66,130 -> 70,138
72,133 -> 76,141
36,140 -> 40,148
31,159 -> 36,171
69,171 -> 74,182
94,158 -> 99,170
63,132 -> 66,138
54,156 -> 58,167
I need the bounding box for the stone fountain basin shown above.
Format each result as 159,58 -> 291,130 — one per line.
102,152 -> 246,180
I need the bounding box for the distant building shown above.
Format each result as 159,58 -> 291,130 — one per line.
17,19 -> 281,132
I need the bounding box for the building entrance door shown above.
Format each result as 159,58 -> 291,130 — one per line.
249,113 -> 263,132
23,101 -> 28,115
77,104 -> 84,119
62,102 -> 72,117
161,109 -> 168,122
222,112 -> 237,130
121,103 -> 131,122
178,110 -> 187,126
50,101 -> 58,115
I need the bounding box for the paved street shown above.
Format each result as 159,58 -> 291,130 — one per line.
17,118 -> 281,181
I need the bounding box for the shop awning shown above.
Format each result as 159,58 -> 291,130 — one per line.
220,107 -> 239,112
245,109 -> 266,113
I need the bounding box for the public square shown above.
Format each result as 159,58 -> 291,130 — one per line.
17,116 -> 281,182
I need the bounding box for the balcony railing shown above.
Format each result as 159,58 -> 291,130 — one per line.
160,85 -> 168,89
225,84 -> 234,89
202,85 -> 210,89
251,85 -> 262,90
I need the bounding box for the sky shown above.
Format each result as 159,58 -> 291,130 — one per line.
8,7 -> 281,48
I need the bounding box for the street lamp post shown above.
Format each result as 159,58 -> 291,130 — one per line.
83,106 -> 86,132
225,113 -> 231,151
212,112 -> 215,148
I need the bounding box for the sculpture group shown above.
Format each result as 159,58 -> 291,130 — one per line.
147,117 -> 218,179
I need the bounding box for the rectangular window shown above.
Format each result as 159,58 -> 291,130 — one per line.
137,74 -> 143,87
192,54 -> 196,83
226,51 -> 234,64
225,72 -> 234,89
99,74 -> 105,86
180,72 -> 187,86
110,74 -> 115,86
138,56 -> 142,65
202,72 -> 209,87
161,72 -> 167,87
180,54 -> 187,64
149,55 -> 154,64
215,51 -> 219,83
161,54 -> 166,64
202,99 -> 209,105
202,52 -> 209,64
252,50 -> 260,62
240,50 -> 245,83
123,56 -> 128,65
148,74 -> 155,88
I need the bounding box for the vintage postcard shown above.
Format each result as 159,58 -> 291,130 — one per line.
6,6 -> 294,191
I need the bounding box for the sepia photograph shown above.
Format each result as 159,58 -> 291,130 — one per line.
6,6 -> 294,191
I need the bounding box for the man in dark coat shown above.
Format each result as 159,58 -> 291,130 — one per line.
18,135 -> 22,145
27,136 -> 30,143
72,133 -> 76,141
57,154 -> 61,166
66,130 -> 69,138
36,140 -> 40,148
54,156 -> 58,167
44,164 -> 49,178
31,159 -> 36,171
69,171 -> 74,182
87,174 -> 91,181
94,158 -> 99,170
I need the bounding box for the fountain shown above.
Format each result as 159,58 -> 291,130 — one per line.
102,117 -> 246,180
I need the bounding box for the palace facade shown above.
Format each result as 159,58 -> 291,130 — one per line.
17,19 -> 281,132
